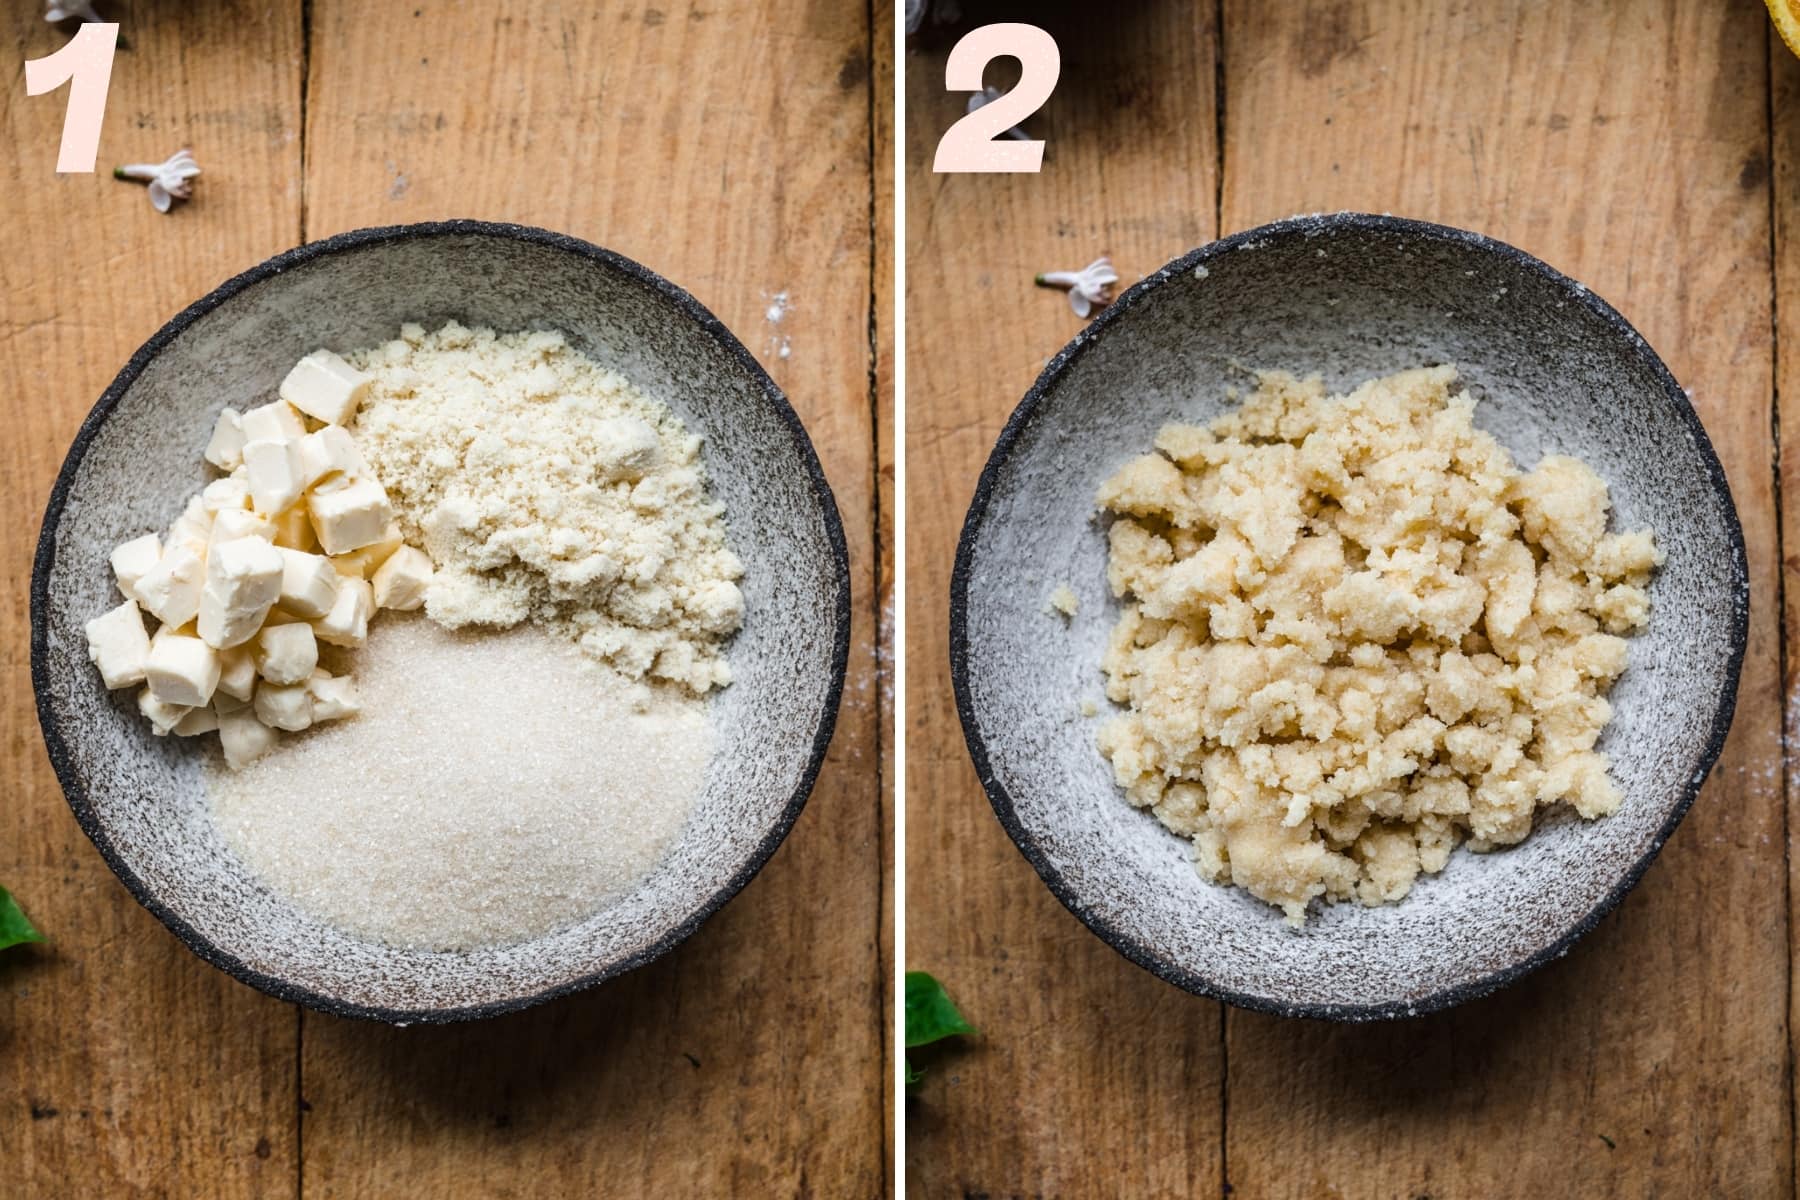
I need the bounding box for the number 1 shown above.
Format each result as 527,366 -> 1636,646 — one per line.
25,22 -> 119,174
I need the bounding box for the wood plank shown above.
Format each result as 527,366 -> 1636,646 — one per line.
296,1 -> 884,1195
902,6 -> 1224,1196
873,0 -> 897,1184
1219,2 -> 1789,1195
0,2 -> 305,1195
1771,19 -> 1800,1194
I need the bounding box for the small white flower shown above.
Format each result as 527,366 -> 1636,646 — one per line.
1035,257 -> 1120,319
114,148 -> 201,213
967,87 -> 1031,141
46,0 -> 103,20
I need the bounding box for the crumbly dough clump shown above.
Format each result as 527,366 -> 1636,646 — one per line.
348,322 -> 744,695
1095,366 -> 1660,923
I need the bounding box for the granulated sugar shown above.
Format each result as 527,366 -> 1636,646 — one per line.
203,615 -> 711,951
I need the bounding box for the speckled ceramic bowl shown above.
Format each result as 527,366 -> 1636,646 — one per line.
32,221 -> 849,1023
953,213 -> 1747,1020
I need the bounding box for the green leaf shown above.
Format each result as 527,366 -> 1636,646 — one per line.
0,887 -> 45,953
904,1058 -> 922,1085
905,971 -> 974,1049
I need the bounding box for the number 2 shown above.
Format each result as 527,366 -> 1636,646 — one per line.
25,22 -> 119,174
933,23 -> 1060,174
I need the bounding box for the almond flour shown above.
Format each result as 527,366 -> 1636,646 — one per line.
347,322 -> 744,696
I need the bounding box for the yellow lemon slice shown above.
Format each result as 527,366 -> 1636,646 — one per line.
1771,0 -> 1800,58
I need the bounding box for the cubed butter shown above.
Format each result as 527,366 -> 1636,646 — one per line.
219,709 -> 279,768
144,633 -> 220,707
173,706 -> 220,736
297,425 -> 366,490
271,504 -> 320,552
275,547 -> 339,619
329,522 -> 403,578
313,576 -> 373,647
243,438 -> 306,516
198,537 -> 283,649
213,690 -> 251,716
216,644 -> 257,700
201,476 -> 252,514
239,400 -> 307,444
209,507 -> 274,550
136,544 -> 206,628
254,622 -> 318,685
308,477 -> 395,554
137,687 -> 190,735
204,407 -> 246,470
253,682 -> 313,732
85,599 -> 151,689
280,349 -> 370,426
372,545 -> 433,611
109,533 -> 162,602
165,495 -> 213,558
307,670 -> 361,722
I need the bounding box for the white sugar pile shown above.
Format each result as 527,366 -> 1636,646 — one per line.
203,615 -> 712,951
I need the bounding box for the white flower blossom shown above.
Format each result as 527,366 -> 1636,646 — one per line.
45,0 -> 103,21
967,87 -> 1031,141
1035,257 -> 1119,319
114,148 -> 201,213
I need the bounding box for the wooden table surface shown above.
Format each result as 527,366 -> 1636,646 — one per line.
907,1 -> 1794,1195
0,2 -> 891,1196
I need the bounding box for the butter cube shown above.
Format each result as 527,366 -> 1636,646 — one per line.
202,476 -> 252,514
165,495 -> 213,558
136,544 -> 206,628
109,533 -> 162,602
198,537 -> 284,649
274,547 -> 340,619
208,507 -> 274,551
243,438 -> 306,516
297,425 -> 367,490
216,644 -> 257,700
254,622 -> 318,685
372,545 -> 433,611
137,687 -> 190,735
271,504 -> 320,553
173,706 -> 219,736
219,709 -> 279,768
329,522 -> 403,578
307,670 -> 361,722
145,632 -> 220,707
253,682 -> 313,732
240,400 -> 307,445
308,477 -> 395,555
85,599 -> 151,689
213,690 -> 250,716
313,576 -> 373,647
280,349 -> 370,426
204,408 -> 246,470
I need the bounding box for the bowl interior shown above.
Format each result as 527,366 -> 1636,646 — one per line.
36,224 -> 846,1020
955,215 -> 1745,1017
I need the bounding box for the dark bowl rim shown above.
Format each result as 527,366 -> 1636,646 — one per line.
30,218 -> 852,1025
949,211 -> 1749,1022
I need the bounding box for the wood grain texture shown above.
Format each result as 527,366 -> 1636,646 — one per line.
1220,2 -> 1788,1194
296,1 -> 885,1197
902,5 -> 1225,1196
0,2 -> 306,1197
874,0 -> 898,1180
1773,21 -> 1800,1200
